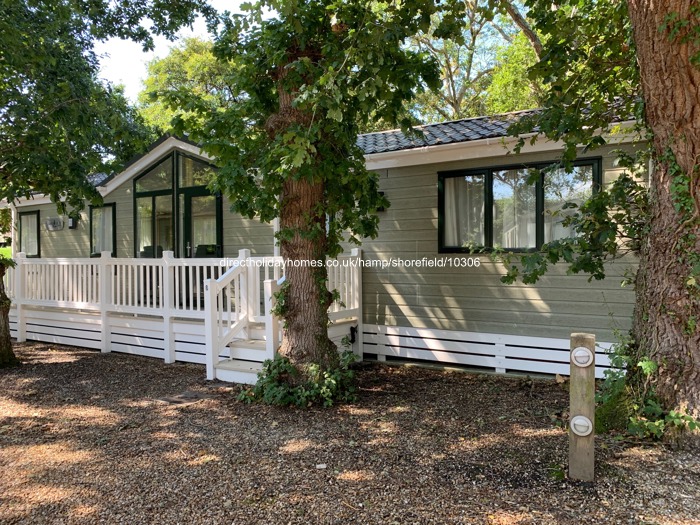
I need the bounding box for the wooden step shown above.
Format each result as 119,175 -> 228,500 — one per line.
228,339 -> 270,361
214,359 -> 263,385
247,322 -> 266,340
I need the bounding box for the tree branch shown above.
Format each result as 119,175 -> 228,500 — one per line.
502,1 -> 543,59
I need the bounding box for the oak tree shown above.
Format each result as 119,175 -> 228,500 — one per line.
158,0 -> 454,378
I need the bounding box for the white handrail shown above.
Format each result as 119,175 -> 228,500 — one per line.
203,250 -> 249,379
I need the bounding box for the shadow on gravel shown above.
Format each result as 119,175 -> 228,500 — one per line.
1,342 -> 697,525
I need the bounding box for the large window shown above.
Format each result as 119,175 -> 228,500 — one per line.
19,211 -> 40,257
90,204 -> 116,256
133,152 -> 221,258
439,159 -> 600,252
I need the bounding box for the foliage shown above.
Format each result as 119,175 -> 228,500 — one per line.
485,32 -> 542,114
596,334 -> 699,440
238,350 -> 358,407
138,37 -> 237,132
0,209 -> 11,237
407,7 -> 515,123
660,3 -> 700,67
155,0 -> 461,256
0,0 -> 216,213
506,0 -> 640,167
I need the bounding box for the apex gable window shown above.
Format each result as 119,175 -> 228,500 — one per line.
439,159 -> 601,252
133,151 -> 222,258
90,203 -> 116,256
19,210 -> 40,257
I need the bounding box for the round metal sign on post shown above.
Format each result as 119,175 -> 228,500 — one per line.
571,346 -> 594,368
570,415 -> 594,437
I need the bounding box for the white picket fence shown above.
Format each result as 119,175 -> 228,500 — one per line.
4,250 -> 363,375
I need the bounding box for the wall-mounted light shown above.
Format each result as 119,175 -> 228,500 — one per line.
68,216 -> 79,229
571,346 -> 594,367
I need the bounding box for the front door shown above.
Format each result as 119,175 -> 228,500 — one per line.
180,189 -> 223,258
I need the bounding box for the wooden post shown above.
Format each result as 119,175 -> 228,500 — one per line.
203,278 -> 218,380
351,248 -> 363,359
264,279 -> 280,359
162,251 -> 175,364
99,251 -> 112,353
239,249 -> 251,332
569,332 -> 596,482
14,252 -> 26,343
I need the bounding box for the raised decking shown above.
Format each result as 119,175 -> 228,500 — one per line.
5,250 -> 363,384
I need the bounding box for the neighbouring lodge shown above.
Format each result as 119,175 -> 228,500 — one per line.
4,111 -> 641,382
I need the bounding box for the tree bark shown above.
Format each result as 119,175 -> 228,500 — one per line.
0,264 -> 19,368
267,63 -> 338,375
503,1 -> 543,59
277,177 -> 338,372
627,0 -> 700,414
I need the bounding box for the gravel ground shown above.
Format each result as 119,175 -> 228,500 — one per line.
1,342 -> 699,525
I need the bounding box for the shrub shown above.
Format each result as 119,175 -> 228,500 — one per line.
238,350 -> 357,408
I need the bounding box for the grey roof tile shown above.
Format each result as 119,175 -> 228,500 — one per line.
357,109 -> 540,155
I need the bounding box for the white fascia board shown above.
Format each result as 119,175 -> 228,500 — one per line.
364,121 -> 639,171
11,137 -> 212,207
10,196 -> 53,208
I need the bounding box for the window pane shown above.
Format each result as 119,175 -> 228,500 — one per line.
544,165 -> 593,243
91,206 -> 114,255
192,196 -> 217,253
443,175 -> 485,248
136,198 -> 153,257
155,195 -> 173,254
20,213 -> 39,256
492,169 -> 536,249
135,157 -> 173,192
179,156 -> 213,188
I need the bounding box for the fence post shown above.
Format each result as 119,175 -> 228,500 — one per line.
203,278 -> 217,380
162,251 -> 176,364
14,252 -> 26,342
99,251 -> 112,353
239,249 -> 251,325
569,332 -> 596,482
351,248 -> 363,359
264,279 -> 280,359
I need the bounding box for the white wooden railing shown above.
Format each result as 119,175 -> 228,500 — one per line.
7,248 -> 362,373
203,256 -> 249,379
328,251 -> 362,320
23,257 -> 101,307
3,265 -> 15,300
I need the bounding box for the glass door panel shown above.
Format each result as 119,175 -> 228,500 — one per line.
136,197 -> 153,257
136,195 -> 173,257
154,195 -> 173,255
182,192 -> 220,258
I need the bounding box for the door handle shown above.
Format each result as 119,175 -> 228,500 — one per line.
186,242 -> 191,257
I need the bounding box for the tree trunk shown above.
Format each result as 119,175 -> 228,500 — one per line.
267,64 -> 338,375
277,177 -> 338,372
627,0 -> 700,414
0,264 -> 19,368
